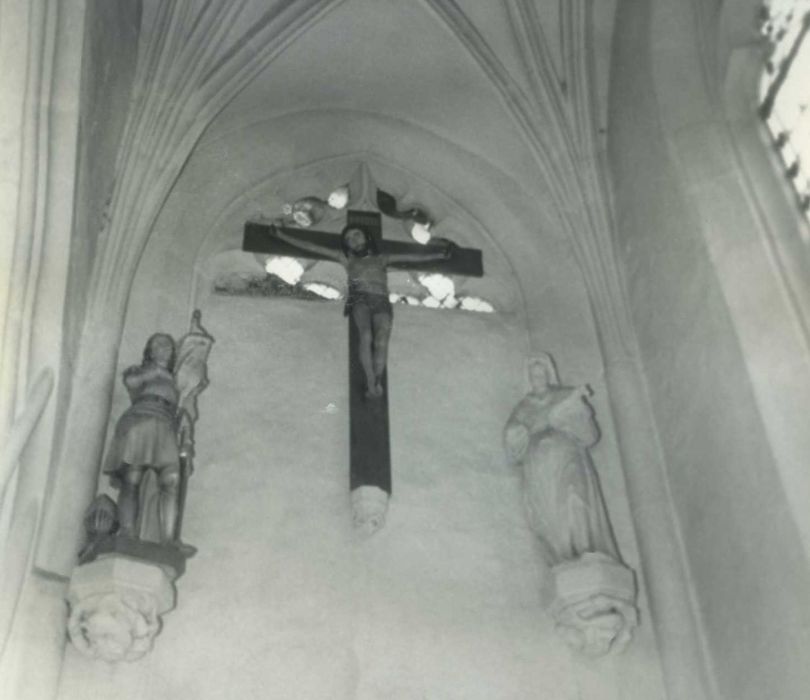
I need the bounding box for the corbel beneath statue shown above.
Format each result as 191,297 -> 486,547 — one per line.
67,556 -> 176,663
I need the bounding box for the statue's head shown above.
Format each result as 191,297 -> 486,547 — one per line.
528,353 -> 559,394
340,225 -> 378,257
143,333 -> 176,371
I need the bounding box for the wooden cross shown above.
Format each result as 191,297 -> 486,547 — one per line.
243,211 -> 483,510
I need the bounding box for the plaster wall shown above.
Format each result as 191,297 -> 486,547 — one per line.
608,1 -> 810,698
59,292 -> 665,700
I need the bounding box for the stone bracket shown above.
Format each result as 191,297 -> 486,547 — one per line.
351,485 -> 389,537
66,556 -> 177,663
550,552 -> 639,657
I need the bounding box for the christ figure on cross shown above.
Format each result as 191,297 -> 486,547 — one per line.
245,207 -> 482,531
271,224 -> 453,398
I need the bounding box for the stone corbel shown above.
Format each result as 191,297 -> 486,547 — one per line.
549,552 -> 638,657
351,485 -> 389,536
66,556 -> 176,663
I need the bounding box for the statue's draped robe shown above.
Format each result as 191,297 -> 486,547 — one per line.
506,388 -> 619,565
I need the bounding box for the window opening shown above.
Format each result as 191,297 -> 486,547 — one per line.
216,258 -> 495,313
760,0 -> 810,218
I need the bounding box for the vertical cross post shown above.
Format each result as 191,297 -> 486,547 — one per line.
346,212 -> 391,497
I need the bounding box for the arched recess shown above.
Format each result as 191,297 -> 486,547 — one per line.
38,8 -> 688,695
115,109 -> 616,483
101,105 -> 660,688
89,105 -> 664,696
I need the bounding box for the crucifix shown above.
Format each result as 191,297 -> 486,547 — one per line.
243,207 -> 483,533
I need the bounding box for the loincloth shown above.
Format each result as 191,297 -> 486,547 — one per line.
343,288 -> 393,317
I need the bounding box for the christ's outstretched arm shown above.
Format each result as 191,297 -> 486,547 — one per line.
271,227 -> 345,262
386,240 -> 454,265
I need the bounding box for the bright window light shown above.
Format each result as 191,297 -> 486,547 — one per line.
760,0 -> 810,218
418,273 -> 455,301
328,186 -> 350,209
410,221 -> 432,244
265,256 -> 304,285
303,283 -> 342,299
459,297 -> 495,313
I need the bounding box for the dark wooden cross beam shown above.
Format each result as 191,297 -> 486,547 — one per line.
243,211 -> 483,503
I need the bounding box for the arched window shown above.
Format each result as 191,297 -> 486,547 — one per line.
760,0 -> 810,219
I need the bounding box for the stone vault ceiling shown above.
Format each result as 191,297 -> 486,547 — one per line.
197,0 -> 618,223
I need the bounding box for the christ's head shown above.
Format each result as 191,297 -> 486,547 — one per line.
340,225 -> 378,257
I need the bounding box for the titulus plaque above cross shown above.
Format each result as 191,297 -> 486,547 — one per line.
243,205 -> 483,534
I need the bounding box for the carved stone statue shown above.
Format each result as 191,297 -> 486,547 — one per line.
504,354 -> 638,657
101,310 -> 213,551
68,311 -> 213,663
